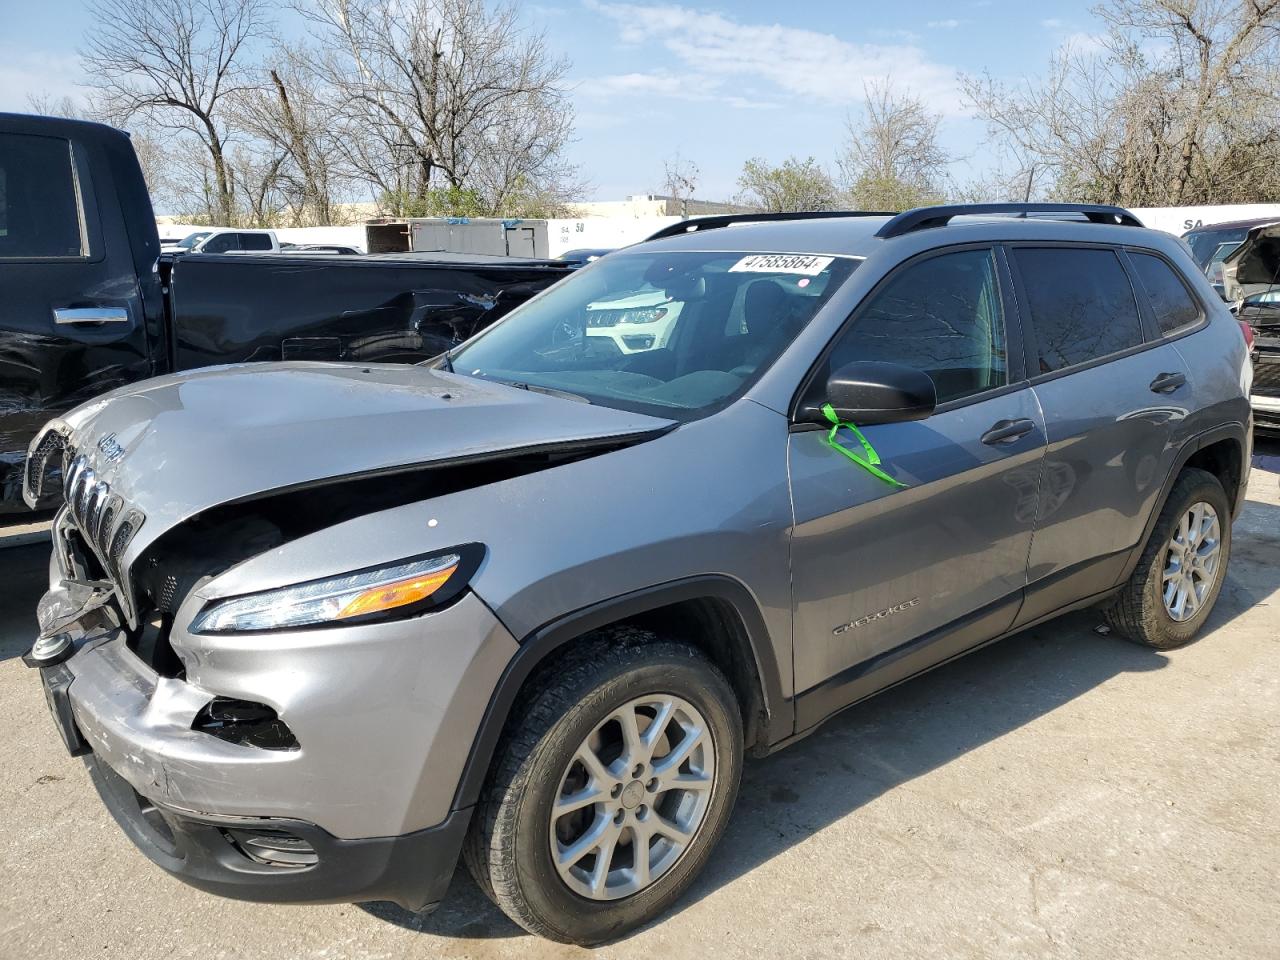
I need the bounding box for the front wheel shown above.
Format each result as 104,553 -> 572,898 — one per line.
1104,467 -> 1232,649
464,633 -> 743,945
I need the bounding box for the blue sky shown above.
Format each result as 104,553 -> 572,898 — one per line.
0,0 -> 1106,201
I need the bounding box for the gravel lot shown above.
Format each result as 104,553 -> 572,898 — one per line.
1,443 -> 1277,960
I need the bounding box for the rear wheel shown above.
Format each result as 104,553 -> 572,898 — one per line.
1103,467 -> 1231,649
464,633 -> 743,945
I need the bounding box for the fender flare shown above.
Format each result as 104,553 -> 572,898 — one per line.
1121,420 -> 1249,582
450,575 -> 791,811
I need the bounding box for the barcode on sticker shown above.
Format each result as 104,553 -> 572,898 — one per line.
729,254 -> 834,276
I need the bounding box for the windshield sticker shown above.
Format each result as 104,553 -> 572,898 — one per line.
729,254 -> 835,276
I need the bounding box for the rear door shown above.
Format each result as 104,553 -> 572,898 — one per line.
0,119 -> 152,512
1010,244 -> 1194,625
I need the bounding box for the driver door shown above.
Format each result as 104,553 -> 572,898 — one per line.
787,245 -> 1046,727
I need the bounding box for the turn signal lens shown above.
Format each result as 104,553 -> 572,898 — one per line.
337,565 -> 458,619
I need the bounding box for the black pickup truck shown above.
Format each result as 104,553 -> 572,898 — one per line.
0,113 -> 569,515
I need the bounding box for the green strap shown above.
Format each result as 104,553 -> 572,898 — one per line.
821,404 -> 908,489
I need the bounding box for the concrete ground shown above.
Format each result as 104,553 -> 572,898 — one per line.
1,445 -> 1277,960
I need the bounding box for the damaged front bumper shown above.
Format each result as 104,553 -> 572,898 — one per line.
27,573 -> 517,911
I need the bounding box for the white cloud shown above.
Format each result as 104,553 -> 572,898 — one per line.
1062,31 -> 1109,55
1041,18 -> 1064,29
579,70 -> 781,109
0,47 -> 84,112
927,19 -> 963,29
582,0 -> 966,114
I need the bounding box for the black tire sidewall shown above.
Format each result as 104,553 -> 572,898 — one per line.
1142,472 -> 1232,646
508,652 -> 742,944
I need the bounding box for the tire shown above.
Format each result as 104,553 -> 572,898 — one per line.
1103,467 -> 1231,649
463,629 -> 743,945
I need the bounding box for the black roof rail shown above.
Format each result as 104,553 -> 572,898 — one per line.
644,210 -> 897,243
874,203 -> 1145,239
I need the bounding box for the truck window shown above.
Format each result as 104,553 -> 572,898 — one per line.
0,133 -> 84,259
201,233 -> 239,253
240,233 -> 273,251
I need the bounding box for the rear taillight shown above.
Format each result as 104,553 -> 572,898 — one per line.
1238,319 -> 1255,350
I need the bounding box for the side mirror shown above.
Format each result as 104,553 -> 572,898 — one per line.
800,361 -> 937,426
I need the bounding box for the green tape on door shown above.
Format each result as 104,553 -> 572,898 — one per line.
821,403 -> 908,489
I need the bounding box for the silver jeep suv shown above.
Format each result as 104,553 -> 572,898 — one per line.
24,204 -> 1252,944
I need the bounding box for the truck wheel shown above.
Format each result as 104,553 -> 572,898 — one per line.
1103,467 -> 1231,649
464,631 -> 743,945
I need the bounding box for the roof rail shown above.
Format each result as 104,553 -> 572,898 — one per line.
644,210 -> 897,243
874,203 -> 1144,239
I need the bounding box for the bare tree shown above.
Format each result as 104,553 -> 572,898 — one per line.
963,0 -> 1280,205
82,0 -> 275,224
662,152 -> 700,218
25,90 -> 173,208
234,47 -> 349,224
839,81 -> 949,211
735,156 -> 838,212
295,0 -> 578,216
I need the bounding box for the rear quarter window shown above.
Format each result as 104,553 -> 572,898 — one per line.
1014,247 -> 1145,374
0,133 -> 84,259
1130,252 -> 1202,336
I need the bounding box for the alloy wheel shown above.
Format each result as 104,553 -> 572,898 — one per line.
549,694 -> 715,901
1162,501 -> 1222,622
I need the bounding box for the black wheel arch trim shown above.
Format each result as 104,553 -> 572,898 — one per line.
1122,420 -> 1248,583
451,575 -> 791,811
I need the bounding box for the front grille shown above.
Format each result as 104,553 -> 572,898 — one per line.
62,450 -> 145,589
23,427 -> 69,505
1253,356 -> 1280,397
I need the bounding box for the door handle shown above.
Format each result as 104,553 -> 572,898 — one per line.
53,306 -> 129,325
981,418 -> 1036,445
1149,371 -> 1187,393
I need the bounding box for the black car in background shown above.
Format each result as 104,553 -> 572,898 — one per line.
0,113 -> 570,516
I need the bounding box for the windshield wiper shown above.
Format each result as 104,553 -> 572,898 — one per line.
489,376 -> 591,404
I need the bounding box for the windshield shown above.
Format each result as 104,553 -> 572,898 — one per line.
450,250 -> 858,420
1184,227 -> 1249,269
177,231 -> 212,250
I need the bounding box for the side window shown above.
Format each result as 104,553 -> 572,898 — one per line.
1130,252 -> 1203,336
1013,247 -> 1144,374
201,233 -> 238,253
0,133 -> 84,259
240,233 -> 272,251
825,247 -> 1007,405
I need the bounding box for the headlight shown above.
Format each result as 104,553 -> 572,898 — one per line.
191,547 -> 481,634
619,306 -> 669,324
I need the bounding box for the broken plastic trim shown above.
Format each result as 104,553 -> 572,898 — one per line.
192,698 -> 300,751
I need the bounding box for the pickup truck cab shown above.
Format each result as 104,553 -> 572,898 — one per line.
163,228 -> 281,254
0,113 -> 569,515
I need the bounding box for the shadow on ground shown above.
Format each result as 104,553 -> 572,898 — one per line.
0,543 -> 48,662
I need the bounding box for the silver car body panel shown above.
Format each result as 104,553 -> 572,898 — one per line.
61,566 -> 516,839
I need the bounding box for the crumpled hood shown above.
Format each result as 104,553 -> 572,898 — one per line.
32,361 -> 675,568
